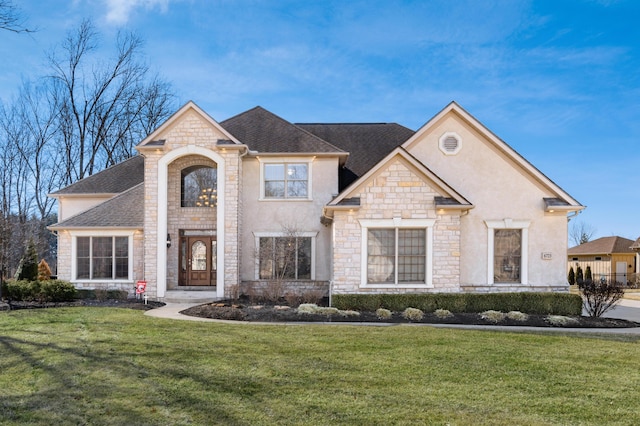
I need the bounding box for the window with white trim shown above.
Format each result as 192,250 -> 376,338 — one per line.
255,232 -> 316,280
262,162 -> 309,199
485,219 -> 530,284
76,236 -> 129,280
360,219 -> 435,287
493,229 -> 521,283
367,229 -> 426,284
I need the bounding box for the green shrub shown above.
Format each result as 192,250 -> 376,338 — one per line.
75,289 -> 129,300
332,292 -> 582,315
15,240 -> 38,281
402,307 -> 424,321
3,279 -> 76,302
41,280 -> 77,302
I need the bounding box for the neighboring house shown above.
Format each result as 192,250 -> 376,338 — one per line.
48,101 -> 584,302
568,236 -> 638,285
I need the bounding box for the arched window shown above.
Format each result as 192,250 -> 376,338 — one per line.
181,166 -> 217,207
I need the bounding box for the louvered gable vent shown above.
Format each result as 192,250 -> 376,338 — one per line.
438,132 -> 462,155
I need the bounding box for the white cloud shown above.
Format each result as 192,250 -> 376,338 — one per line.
104,0 -> 169,25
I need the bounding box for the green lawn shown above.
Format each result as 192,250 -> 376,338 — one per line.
1,308 -> 639,425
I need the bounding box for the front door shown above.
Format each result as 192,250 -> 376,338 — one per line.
179,236 -> 217,286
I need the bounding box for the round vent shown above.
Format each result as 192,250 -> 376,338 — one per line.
439,132 -> 462,155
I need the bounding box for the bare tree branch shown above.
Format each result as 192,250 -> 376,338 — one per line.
0,0 -> 34,33
569,221 -> 597,247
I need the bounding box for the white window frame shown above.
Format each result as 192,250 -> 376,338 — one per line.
485,219 -> 530,285
359,218 -> 435,288
258,158 -> 312,201
70,230 -> 135,283
253,231 -> 317,280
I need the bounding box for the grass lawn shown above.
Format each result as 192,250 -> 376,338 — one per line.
1,308 -> 639,425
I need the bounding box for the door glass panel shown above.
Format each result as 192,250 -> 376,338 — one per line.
191,240 -> 207,271
211,240 -> 217,271
181,239 -> 187,272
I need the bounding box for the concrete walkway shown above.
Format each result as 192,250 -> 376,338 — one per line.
144,298 -> 640,335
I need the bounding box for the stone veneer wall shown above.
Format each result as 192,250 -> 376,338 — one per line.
166,156 -> 218,289
331,159 -> 462,294
57,230 -> 144,297
240,280 -> 330,299
142,109 -> 242,299
223,150 -> 241,298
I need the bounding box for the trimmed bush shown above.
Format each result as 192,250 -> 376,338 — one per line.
41,280 -> 77,302
434,308 -> 453,319
402,307 -> 424,321
376,308 -> 392,320
506,311 -> 529,322
3,279 -> 76,302
75,289 -> 129,300
480,310 -> 506,323
545,315 -> 579,326
332,292 -> 582,315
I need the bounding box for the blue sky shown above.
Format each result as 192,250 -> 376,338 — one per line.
1,0 -> 639,242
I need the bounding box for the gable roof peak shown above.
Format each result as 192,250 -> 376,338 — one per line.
137,100 -> 241,149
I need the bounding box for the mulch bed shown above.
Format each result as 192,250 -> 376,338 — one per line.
5,299 -> 165,311
4,299 -> 638,328
181,302 -> 640,328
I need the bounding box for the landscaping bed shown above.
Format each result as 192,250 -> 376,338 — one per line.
181,301 -> 639,328
5,299 -> 165,311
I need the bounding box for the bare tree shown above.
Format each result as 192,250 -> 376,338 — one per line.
569,221 -> 596,247
48,19 -> 175,184
14,81 -> 62,220
0,19 -> 175,275
0,0 -> 33,33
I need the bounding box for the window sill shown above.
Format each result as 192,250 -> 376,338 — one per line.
360,283 -> 434,289
72,279 -> 134,283
258,197 -> 313,202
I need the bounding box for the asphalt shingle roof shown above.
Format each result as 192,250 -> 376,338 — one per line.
50,155 -> 144,195
568,236 -> 636,255
51,184 -> 144,229
221,107 -> 345,154
296,123 -> 415,188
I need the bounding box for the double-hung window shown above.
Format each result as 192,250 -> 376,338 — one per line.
360,219 -> 434,287
255,232 -> 316,280
262,161 -> 309,199
73,234 -> 133,281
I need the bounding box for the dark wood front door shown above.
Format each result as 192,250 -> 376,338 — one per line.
179,236 -> 217,286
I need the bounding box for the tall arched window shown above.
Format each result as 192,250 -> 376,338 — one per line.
181,165 -> 218,207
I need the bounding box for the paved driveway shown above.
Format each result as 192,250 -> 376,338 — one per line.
594,299 -> 640,322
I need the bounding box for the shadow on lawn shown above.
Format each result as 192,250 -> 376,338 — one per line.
0,327 -> 266,424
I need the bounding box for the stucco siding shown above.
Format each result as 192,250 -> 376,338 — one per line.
239,156 -> 338,283
406,113 -> 571,290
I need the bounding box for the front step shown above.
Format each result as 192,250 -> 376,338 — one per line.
163,290 -> 220,304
